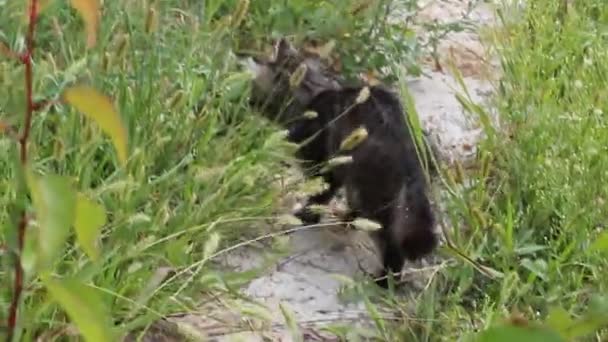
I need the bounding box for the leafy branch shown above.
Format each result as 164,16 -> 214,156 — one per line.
2,0 -> 129,341
6,0 -> 41,339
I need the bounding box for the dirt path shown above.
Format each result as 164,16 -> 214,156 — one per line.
167,1 -> 500,340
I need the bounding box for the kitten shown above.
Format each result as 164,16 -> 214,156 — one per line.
243,38 -> 438,288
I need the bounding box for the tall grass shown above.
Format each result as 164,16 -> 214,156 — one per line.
361,0 -> 608,340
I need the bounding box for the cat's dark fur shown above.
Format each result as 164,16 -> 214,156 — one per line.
244,38 -> 438,288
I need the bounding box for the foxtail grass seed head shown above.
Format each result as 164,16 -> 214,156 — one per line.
127,262 -> 144,274
328,155 -> 353,167
264,129 -> 290,148
454,160 -> 465,184
44,53 -> 56,71
231,0 -> 249,28
289,63 -> 308,89
307,204 -> 331,215
355,86 -> 370,104
50,16 -> 63,40
318,40 -> 336,59
481,151 -> 491,178
446,168 -> 457,187
351,218 -> 382,232
168,89 -> 185,110
303,110 -> 318,119
340,126 -> 368,151
101,52 -> 111,72
350,0 -> 373,15
53,139 -> 64,159
470,206 -> 487,228
145,6 -> 158,34
298,177 -> 329,195
272,235 -> 291,254
321,155 -> 353,173
194,166 -> 225,183
128,213 -> 152,225
202,232 -> 221,260
116,33 -> 129,59
277,214 -> 303,226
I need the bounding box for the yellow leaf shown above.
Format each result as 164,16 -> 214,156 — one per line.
63,85 -> 128,166
69,0 -> 100,48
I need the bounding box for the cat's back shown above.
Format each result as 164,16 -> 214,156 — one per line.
307,85 -> 412,150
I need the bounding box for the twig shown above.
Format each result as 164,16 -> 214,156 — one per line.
19,0 -> 39,161
6,0 -> 39,341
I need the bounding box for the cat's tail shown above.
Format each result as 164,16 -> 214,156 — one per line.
392,179 -> 438,261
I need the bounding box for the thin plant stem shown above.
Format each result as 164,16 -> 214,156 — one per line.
6,0 -> 39,340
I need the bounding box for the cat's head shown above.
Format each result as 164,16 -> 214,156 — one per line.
240,38 -> 342,123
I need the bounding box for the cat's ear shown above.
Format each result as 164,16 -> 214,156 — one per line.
273,37 -> 297,62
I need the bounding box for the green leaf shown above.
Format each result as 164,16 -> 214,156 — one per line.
566,295 -> 608,339
591,231 -> 608,253
74,193 -> 107,261
21,231 -> 38,275
42,275 -> 114,341
546,307 -> 573,338
520,258 -> 548,281
514,244 -> 549,256
26,171 -> 77,271
63,85 -> 128,166
476,325 -> 565,342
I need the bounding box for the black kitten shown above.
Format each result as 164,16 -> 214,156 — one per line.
244,38 -> 438,288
